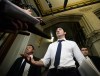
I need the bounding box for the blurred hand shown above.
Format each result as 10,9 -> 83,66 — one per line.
36,17 -> 42,21
23,9 -> 32,15
20,53 -> 31,63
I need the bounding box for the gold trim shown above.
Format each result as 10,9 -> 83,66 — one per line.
34,0 -> 100,16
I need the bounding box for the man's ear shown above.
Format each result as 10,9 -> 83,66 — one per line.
64,32 -> 66,35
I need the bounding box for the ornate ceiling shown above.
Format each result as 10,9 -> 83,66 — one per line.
34,0 -> 100,16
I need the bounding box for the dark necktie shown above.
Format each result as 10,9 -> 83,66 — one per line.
54,40 -> 64,68
19,60 -> 26,76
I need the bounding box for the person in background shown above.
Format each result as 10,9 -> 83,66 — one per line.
6,44 -> 41,76
81,47 -> 100,72
23,27 -> 85,76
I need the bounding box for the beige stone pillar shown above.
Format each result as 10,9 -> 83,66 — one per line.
84,11 -> 100,31
80,11 -> 100,56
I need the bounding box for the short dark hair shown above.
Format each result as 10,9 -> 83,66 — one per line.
80,45 -> 88,50
27,44 -> 34,50
56,26 -> 65,32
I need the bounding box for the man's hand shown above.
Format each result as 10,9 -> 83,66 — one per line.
20,53 -> 31,63
23,9 -> 32,15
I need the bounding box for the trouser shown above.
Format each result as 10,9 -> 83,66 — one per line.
47,67 -> 80,76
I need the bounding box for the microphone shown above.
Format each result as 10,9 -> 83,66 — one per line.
45,0 -> 52,8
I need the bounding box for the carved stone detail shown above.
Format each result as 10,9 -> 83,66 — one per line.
86,29 -> 100,47
79,7 -> 92,12
43,15 -> 82,29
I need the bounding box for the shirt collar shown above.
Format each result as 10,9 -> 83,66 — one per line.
57,38 -> 66,41
85,56 -> 88,59
30,55 -> 33,58
23,55 -> 33,61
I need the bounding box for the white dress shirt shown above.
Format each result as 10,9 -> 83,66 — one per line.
41,38 -> 85,69
22,55 -> 33,76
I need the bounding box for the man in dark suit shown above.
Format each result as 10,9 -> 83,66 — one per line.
81,47 -> 100,72
6,44 -> 41,76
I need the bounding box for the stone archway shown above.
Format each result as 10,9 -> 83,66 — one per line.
43,14 -> 86,47
43,13 -> 100,56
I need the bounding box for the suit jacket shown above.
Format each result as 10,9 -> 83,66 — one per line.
88,56 -> 100,72
6,56 -> 41,76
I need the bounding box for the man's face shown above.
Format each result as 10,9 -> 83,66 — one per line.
56,27 -> 66,38
25,45 -> 34,54
81,48 -> 89,57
